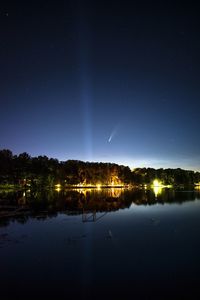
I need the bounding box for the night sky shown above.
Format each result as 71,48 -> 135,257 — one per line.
1,1 -> 200,170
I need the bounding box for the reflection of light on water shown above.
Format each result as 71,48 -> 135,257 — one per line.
96,184 -> 101,190
55,183 -> 61,192
151,179 -> 166,197
153,179 -> 163,187
153,186 -> 162,197
75,189 -> 92,196
73,188 -> 123,198
110,188 -> 122,198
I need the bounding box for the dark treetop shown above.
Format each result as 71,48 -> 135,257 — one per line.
0,149 -> 200,187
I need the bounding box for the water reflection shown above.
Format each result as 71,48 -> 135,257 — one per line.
153,186 -> 163,197
1,188 -> 200,299
74,187 -> 122,198
0,188 -> 200,226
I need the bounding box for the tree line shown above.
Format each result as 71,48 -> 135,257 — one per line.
0,149 -> 200,188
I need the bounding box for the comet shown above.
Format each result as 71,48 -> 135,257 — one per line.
108,127 -> 118,143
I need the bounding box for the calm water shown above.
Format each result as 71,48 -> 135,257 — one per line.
1,188 -> 200,299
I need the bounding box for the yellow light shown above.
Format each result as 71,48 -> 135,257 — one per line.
153,179 -> 162,187
96,184 -> 101,189
152,179 -> 163,197
153,186 -> 162,197
55,184 -> 61,191
55,183 -> 61,188
195,183 -> 200,189
110,188 -> 122,198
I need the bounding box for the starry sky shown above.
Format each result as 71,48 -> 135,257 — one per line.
1,0 -> 200,170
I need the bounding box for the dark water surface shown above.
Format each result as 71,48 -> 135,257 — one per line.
1,188 -> 200,299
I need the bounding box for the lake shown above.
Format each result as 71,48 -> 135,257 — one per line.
1,188 -> 200,299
